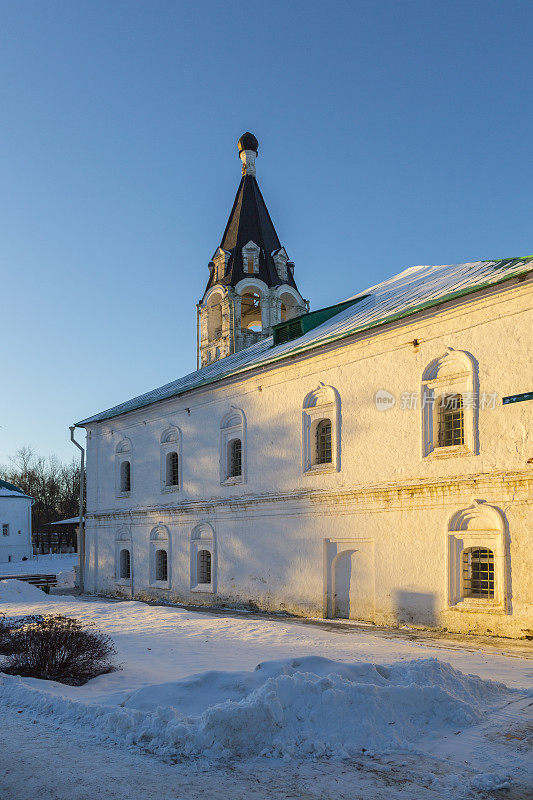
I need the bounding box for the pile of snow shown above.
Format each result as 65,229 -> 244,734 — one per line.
0,579 -> 75,603
0,580 -> 50,602
0,657 -> 512,761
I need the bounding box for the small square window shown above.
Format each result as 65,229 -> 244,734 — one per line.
2,524 -> 9,536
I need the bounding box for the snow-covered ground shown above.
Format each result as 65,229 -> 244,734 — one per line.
0,582 -> 531,800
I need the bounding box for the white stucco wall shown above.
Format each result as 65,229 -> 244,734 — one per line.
81,276 -> 533,637
0,496 -> 33,564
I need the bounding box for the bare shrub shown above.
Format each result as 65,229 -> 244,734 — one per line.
1,614 -> 117,685
0,614 -> 43,654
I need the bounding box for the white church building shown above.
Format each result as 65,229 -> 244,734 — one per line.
0,480 -> 34,564
76,133 -> 533,638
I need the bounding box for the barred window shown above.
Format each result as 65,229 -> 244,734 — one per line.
439,394 -> 464,447
228,438 -> 242,478
166,451 -> 179,487
119,460 -> 131,493
119,548 -> 130,580
462,548 -> 494,599
155,549 -> 168,582
316,419 -> 332,464
198,549 -> 212,584
2,524 -> 9,536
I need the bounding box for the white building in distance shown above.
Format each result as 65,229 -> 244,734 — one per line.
75,134 -> 533,638
0,480 -> 34,563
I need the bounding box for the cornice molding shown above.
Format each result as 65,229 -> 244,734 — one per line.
87,470 -> 533,524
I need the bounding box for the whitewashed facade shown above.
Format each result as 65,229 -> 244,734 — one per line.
0,481 -> 33,564
76,136 -> 533,638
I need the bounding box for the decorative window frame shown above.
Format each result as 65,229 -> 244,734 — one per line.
421,348 -> 478,459
220,407 -> 246,485
115,527 -> 132,586
446,501 -> 508,614
149,524 -> 171,589
190,522 -> 216,593
242,240 -> 260,275
115,438 -> 132,498
160,425 -> 182,493
272,247 -> 289,281
212,247 -> 231,282
302,383 -> 341,474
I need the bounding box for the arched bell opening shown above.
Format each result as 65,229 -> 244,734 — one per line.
240,291 -> 262,331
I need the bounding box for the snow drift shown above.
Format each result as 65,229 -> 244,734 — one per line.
0,580 -> 50,602
0,656 -> 512,761
0,579 -> 75,603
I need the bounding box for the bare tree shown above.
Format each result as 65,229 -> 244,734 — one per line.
0,446 -> 84,533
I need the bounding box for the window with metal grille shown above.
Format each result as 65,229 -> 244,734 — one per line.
462,548 -> 494,599
155,549 -> 168,582
228,438 -> 242,478
439,394 -> 464,447
2,524 -> 9,536
119,549 -> 130,580
120,460 -> 131,493
198,549 -> 212,584
166,451 -> 179,487
316,419 -> 332,464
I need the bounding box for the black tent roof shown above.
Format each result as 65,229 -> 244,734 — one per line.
202,172 -> 299,298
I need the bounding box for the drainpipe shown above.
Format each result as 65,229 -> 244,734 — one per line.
70,426 -> 85,594
196,303 -> 200,370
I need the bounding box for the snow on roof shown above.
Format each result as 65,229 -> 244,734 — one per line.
76,256 -> 533,426
0,480 -> 33,499
49,517 -> 83,525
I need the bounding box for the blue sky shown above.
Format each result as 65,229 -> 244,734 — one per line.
1,0 -> 531,463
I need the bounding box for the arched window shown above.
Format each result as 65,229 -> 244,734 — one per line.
160,426 -> 181,492
150,525 -> 170,587
155,549 -> 168,582
447,501 -> 507,611
240,291 -> 262,331
422,348 -> 477,458
279,290 -> 298,322
220,408 -> 246,484
462,548 -> 494,599
439,394 -> 464,447
228,438 -> 242,478
115,528 -> 132,584
197,550 -> 212,584
120,460 -> 131,493
302,384 -> 340,473
316,419 -> 332,464
119,548 -> 131,580
166,451 -> 179,487
115,439 -> 132,497
208,301 -> 222,341
191,523 -> 215,593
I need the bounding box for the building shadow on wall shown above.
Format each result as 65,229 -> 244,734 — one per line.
393,590 -> 437,627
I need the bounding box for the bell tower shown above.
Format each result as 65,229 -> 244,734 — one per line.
197,133 -> 307,368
